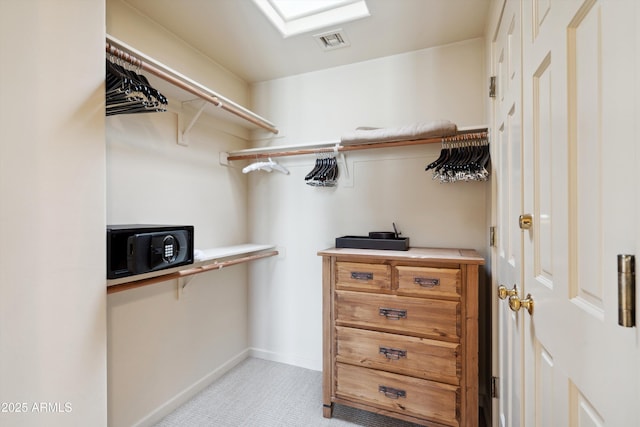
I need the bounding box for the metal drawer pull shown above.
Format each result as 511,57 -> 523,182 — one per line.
351,271 -> 373,281
378,307 -> 407,320
379,346 -> 407,360
414,277 -> 440,288
379,385 -> 406,399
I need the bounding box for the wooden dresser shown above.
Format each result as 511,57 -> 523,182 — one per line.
318,247 -> 484,427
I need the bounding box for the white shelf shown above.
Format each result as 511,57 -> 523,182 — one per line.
224,127 -> 489,162
107,244 -> 278,293
193,244 -> 275,264
106,35 -> 278,134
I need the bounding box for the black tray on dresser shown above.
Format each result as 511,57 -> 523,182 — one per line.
335,236 -> 410,251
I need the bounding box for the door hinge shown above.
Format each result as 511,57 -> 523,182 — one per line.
489,76 -> 496,98
618,254 -> 636,327
491,376 -> 499,398
490,226 -> 496,247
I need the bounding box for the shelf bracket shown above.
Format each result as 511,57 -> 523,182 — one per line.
339,151 -> 349,179
177,275 -> 197,299
219,151 -> 229,166
177,100 -> 208,146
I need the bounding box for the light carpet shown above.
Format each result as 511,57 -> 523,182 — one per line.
154,357 -> 422,427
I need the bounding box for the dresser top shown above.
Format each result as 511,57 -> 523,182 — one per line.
318,247 -> 485,265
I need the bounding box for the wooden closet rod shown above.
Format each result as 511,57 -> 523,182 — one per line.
105,37 -> 279,134
226,129 -> 488,161
107,250 -> 279,294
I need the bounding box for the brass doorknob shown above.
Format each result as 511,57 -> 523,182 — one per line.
519,214 -> 533,230
498,284 -> 518,300
509,293 -> 534,315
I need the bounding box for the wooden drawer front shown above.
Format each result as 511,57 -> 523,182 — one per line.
335,290 -> 459,341
336,326 -> 460,384
336,363 -> 459,426
336,262 -> 391,291
396,266 -> 461,298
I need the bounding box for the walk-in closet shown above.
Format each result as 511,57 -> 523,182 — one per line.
2,1 -> 492,426
4,1 -> 639,426
104,1 -> 490,424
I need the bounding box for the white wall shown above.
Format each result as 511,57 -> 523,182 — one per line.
106,114 -> 253,427
248,38 -> 489,370
0,1 -> 107,426
105,1 -> 261,426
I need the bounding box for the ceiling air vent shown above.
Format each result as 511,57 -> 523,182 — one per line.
313,29 -> 350,51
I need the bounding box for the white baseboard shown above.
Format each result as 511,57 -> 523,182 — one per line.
249,347 -> 321,372
133,349 -> 250,427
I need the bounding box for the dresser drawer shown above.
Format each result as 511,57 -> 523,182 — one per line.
336,326 -> 460,385
336,262 -> 391,292
335,290 -> 460,341
396,266 -> 461,298
336,363 -> 459,427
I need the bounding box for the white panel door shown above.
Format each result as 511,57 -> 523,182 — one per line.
520,0 -> 639,426
492,1 -> 524,426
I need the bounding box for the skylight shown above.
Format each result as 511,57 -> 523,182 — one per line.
252,0 -> 370,38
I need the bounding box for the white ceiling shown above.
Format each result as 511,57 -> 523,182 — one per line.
122,0 -> 491,83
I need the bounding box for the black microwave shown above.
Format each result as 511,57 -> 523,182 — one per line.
107,224 -> 194,279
